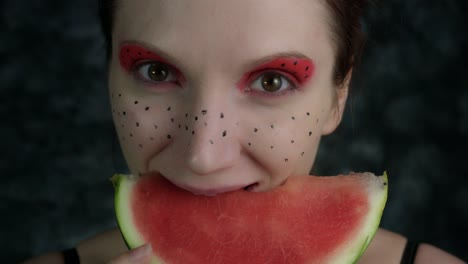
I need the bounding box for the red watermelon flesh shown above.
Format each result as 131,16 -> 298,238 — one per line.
113,172 -> 388,264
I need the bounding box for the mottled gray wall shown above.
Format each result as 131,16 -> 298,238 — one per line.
1,1 -> 467,263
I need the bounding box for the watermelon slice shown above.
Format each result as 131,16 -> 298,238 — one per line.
113,172 -> 388,264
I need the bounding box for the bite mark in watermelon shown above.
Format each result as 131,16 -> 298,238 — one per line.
113,172 -> 388,264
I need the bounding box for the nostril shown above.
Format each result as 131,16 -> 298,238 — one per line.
243,182 -> 259,192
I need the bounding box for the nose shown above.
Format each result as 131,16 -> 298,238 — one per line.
183,84 -> 241,176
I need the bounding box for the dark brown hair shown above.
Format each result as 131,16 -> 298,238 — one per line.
98,0 -> 368,86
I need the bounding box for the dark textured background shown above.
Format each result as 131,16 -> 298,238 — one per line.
1,1 -> 467,263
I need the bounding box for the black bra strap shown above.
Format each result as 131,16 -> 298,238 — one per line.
62,247 -> 81,264
401,240 -> 420,264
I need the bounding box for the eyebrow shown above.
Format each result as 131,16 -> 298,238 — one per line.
120,40 -> 312,71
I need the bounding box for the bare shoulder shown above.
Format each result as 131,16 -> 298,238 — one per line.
359,228 -> 466,264
76,227 -> 128,264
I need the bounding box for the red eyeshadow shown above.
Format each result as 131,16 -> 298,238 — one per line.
119,44 -> 171,72
237,57 -> 315,89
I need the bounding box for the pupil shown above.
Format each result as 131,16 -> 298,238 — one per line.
148,64 -> 168,81
261,73 -> 282,92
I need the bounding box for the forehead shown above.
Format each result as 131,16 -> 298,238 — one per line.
113,0 -> 334,74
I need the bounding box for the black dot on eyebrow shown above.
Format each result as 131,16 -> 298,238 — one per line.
145,106 -> 150,111
201,110 -> 207,115
281,63 -> 285,67
134,101 -> 139,104
306,66 -> 309,71
284,158 -> 289,162
167,134 -> 172,139
309,131 -> 312,136
293,61 -> 298,65
220,113 -> 224,118
167,106 -> 171,111
254,128 -> 258,132
306,112 -> 310,116
291,116 -> 295,120
136,122 -> 139,127
209,139 -> 214,144
195,116 -> 198,121
222,130 -> 227,137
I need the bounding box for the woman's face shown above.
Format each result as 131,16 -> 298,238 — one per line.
109,0 -> 349,195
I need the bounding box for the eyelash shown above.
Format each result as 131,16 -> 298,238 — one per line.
131,61 -> 300,96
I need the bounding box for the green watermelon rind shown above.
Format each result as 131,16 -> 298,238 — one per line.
112,172 -> 388,264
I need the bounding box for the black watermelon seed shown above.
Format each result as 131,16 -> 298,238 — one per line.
254,128 -> 258,132
305,75 -> 309,79
209,140 -> 214,144
309,131 -> 312,136
138,52 -> 141,55
281,63 -> 285,67
145,106 -> 150,111
167,134 -> 171,139
222,131 -> 227,137
293,61 -> 298,65
306,66 -> 309,71
167,107 -> 171,111
202,110 -> 207,115
134,101 -> 139,104
220,113 -> 224,118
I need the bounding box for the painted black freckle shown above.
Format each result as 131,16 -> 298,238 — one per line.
270,146 -> 274,149
139,144 -> 143,148
201,110 -> 207,115
301,152 -> 305,156
167,107 -> 171,111
145,106 -> 150,111
291,116 -> 295,120
222,131 -> 227,137
305,75 -> 309,79
271,124 -> 274,129
248,142 -> 252,146
154,125 -> 158,129
281,63 -> 285,67
185,113 -> 188,118
220,113 -> 224,118
204,122 -> 208,127
309,131 -> 312,136
178,124 -> 181,128
254,128 -> 258,132
121,124 -> 124,128
167,134 -> 172,139
134,101 -> 139,104
209,140 -> 214,144
316,118 -> 319,123
195,116 -> 198,121
186,126 -> 189,131
192,131 -> 195,135
383,182 -> 388,186
293,61 -> 298,65
118,94 -> 122,97
123,111 -> 126,116
306,112 -> 310,116
284,158 -> 289,162
136,122 -> 139,127
291,140 -> 295,144
150,137 -> 154,141
171,118 -> 174,123
130,133 -> 133,137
